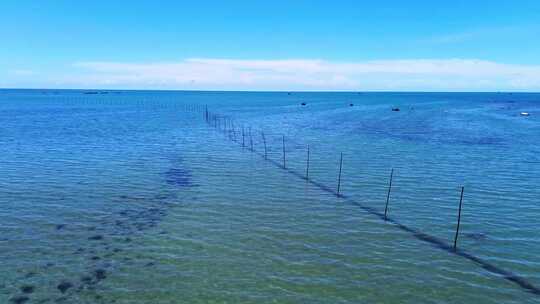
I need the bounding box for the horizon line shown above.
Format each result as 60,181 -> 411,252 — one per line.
1,87 -> 539,94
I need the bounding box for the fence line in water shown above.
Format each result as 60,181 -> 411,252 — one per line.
202,106 -> 540,296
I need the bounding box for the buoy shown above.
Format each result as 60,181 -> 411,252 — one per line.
349,103 -> 354,107
392,108 -> 400,112
301,102 -> 306,106
520,112 -> 530,116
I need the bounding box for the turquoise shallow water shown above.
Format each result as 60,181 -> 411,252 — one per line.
0,89 -> 539,303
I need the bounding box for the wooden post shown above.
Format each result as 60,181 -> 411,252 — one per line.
282,135 -> 286,168
337,152 -> 343,196
242,126 -> 245,148
306,145 -> 310,180
249,127 -> 253,151
231,124 -> 235,141
453,186 -> 465,250
261,132 -> 267,159
205,105 -> 208,122
384,168 -> 394,220
231,120 -> 236,141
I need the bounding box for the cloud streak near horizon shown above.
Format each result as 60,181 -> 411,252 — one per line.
10,58 -> 540,91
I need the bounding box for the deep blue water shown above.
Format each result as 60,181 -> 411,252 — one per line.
0,89 -> 539,303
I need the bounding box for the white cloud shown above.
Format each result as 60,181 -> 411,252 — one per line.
35,58 -> 540,91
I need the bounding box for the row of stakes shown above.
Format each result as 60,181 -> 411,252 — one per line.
204,106 -> 466,250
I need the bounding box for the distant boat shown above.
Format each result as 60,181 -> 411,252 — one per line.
520,112 -> 530,116
392,107 -> 400,112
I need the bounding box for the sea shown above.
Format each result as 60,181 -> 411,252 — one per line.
0,89 -> 539,303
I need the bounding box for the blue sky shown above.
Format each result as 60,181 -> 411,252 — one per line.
1,1 -> 540,91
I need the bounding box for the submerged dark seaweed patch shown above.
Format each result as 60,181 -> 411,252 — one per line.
24,272 -> 36,278
164,168 -> 193,187
9,295 -> 29,304
20,285 -> 34,294
8,181 -> 182,304
57,281 -> 73,294
80,276 -> 93,284
94,269 -> 107,281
